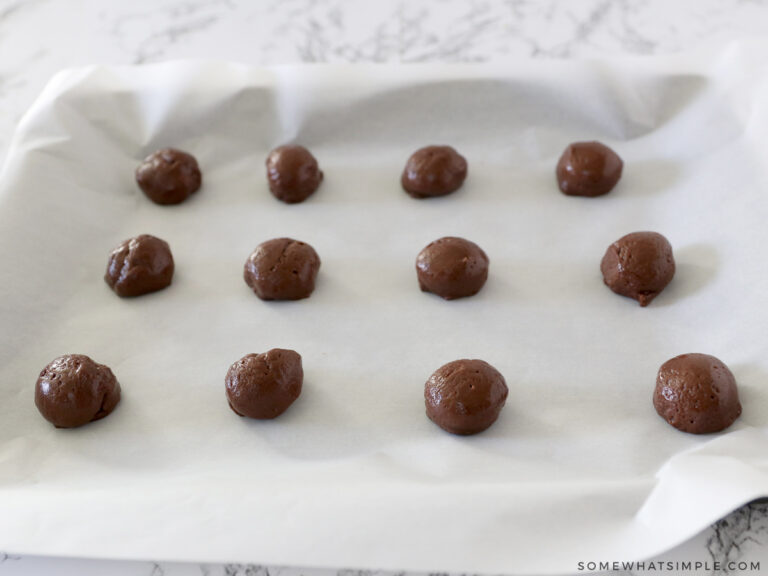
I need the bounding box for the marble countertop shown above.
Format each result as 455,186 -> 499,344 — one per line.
1,1 -> 767,574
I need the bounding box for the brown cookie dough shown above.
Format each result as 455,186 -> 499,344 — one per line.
556,141 -> 623,197
105,234 -> 174,297
244,238 -> 320,301
416,236 -> 489,300
225,349 -> 303,419
35,354 -> 121,428
266,145 -> 323,204
654,353 -> 742,434
600,231 -> 675,306
425,359 -> 508,435
135,148 -> 202,205
401,145 -> 468,199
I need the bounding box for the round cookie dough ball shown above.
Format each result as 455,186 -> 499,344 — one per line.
654,353 -> 742,434
556,141 -> 623,197
266,145 -> 323,204
225,349 -> 303,419
105,234 -> 175,297
135,148 -> 202,205
401,145 -> 468,199
600,231 -> 675,306
244,238 -> 320,301
416,236 -> 489,300
425,359 -> 508,435
35,354 -> 121,428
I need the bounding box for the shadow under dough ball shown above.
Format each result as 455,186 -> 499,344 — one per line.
105,234 -> 174,297
401,145 -> 468,199
35,354 -> 121,428
425,359 -> 508,435
266,145 -> 323,203
416,236 -> 489,300
600,231 -> 675,306
225,349 -> 303,419
556,141 -> 623,197
244,238 -> 320,300
135,148 -> 202,205
654,353 -> 742,434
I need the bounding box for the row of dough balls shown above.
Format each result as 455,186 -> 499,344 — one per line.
120,140 -> 667,305
34,350 -> 742,436
134,140 -> 623,206
106,231 -> 676,305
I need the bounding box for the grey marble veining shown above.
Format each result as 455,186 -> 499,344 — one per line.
707,501 -> 768,567
0,1 -> 767,575
2,0 -> 768,157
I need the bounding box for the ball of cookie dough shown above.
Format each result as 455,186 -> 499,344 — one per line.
556,141 -> 623,197
225,349 -> 303,419
244,238 -> 320,301
425,359 -> 508,435
654,353 -> 742,434
266,145 -> 323,204
35,354 -> 121,428
416,236 -> 489,300
401,145 -> 468,199
135,148 -> 202,205
600,231 -> 675,306
105,234 -> 174,297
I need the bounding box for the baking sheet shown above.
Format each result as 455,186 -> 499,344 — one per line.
1,44 -> 768,575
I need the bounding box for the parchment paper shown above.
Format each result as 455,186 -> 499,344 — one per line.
1,43 -> 767,575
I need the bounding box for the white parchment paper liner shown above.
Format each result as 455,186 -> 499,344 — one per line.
1,42 -> 767,574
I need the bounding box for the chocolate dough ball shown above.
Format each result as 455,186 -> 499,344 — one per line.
654,353 -> 742,434
266,145 -> 323,204
556,141 -> 623,197
244,238 -> 320,301
416,236 -> 489,300
401,145 -> 468,199
425,359 -> 508,435
35,354 -> 121,428
225,349 -> 303,419
135,148 -> 202,205
105,234 -> 174,297
600,231 -> 675,306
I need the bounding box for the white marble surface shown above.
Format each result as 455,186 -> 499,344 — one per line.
1,1 -> 767,574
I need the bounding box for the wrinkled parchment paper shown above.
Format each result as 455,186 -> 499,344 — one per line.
1,44 -> 767,575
